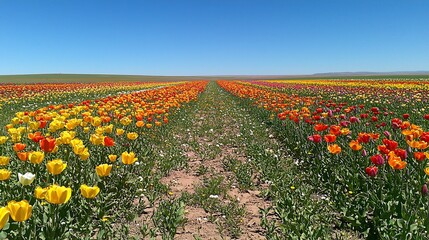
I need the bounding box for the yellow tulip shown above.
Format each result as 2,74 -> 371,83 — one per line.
0,169 -> 11,181
126,132 -> 138,140
79,148 -> 90,160
22,115 -> 30,123
28,151 -> 45,164
120,117 -> 131,126
96,164 -> 112,177
59,131 -> 75,144
28,121 -> 40,130
121,151 -> 138,165
104,124 -> 113,134
90,134 -> 104,145
116,128 -> 125,136
0,136 -> 8,144
11,117 -> 19,125
80,184 -> 100,199
46,159 -> 67,175
108,154 -> 117,162
0,156 -> 10,166
91,117 -> 102,127
45,185 -> 72,204
34,186 -> 48,200
0,207 -> 10,229
7,200 -> 32,222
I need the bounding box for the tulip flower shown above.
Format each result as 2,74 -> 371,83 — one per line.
327,144 -> 341,154
18,172 -> 35,185
365,166 -> 378,177
0,136 -> 8,145
90,134 -> 104,145
103,136 -> 115,147
370,154 -> 385,166
40,137 -> 56,153
349,140 -> 362,151
59,131 -> 75,144
7,200 -> 32,222
307,134 -> 322,143
34,186 -> 48,200
13,143 -> 26,152
45,185 -> 72,204
28,132 -> 44,143
0,156 -> 10,166
136,121 -> 145,128
0,207 -> 9,230
120,117 -> 131,126
126,132 -> 138,140
91,117 -> 102,127
46,159 -> 67,175
324,134 -> 336,143
121,151 -> 138,165
394,149 -> 407,160
79,148 -> 90,160
414,152 -> 426,162
357,133 -> 371,144
28,151 -> 45,164
388,153 -> 407,170
0,169 -> 11,181
116,128 -> 125,135
108,154 -> 117,162
80,184 -> 100,199
17,152 -> 29,161
96,164 -> 112,177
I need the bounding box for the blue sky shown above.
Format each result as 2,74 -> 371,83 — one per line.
0,0 -> 428,75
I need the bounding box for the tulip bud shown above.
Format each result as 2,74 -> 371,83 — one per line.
422,184 -> 428,196
362,149 -> 367,157
384,131 -> 391,139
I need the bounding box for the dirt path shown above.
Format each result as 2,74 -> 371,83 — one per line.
156,82 -> 288,239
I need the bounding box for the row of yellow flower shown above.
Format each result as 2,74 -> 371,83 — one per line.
0,81 -> 208,232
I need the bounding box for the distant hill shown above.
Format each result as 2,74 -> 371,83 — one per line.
0,71 -> 428,83
312,71 -> 429,76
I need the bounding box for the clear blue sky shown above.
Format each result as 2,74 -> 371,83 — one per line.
0,0 -> 428,75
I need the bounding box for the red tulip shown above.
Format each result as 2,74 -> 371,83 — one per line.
40,137 -> 56,153
382,139 -> 398,151
394,149 -> 407,160
370,154 -> 385,165
308,134 -> 322,143
365,166 -> 378,177
103,136 -> 115,147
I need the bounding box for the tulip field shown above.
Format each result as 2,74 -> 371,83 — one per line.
1,78 -> 429,239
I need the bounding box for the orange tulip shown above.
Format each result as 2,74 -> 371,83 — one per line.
13,143 -> 26,152
324,134 -> 336,143
327,144 -> 341,154
17,152 -> 29,161
136,121 -> 145,128
314,123 -> 328,132
388,152 -> 407,170
349,140 -> 362,151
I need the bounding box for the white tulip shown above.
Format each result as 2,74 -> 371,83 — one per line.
18,172 -> 35,185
